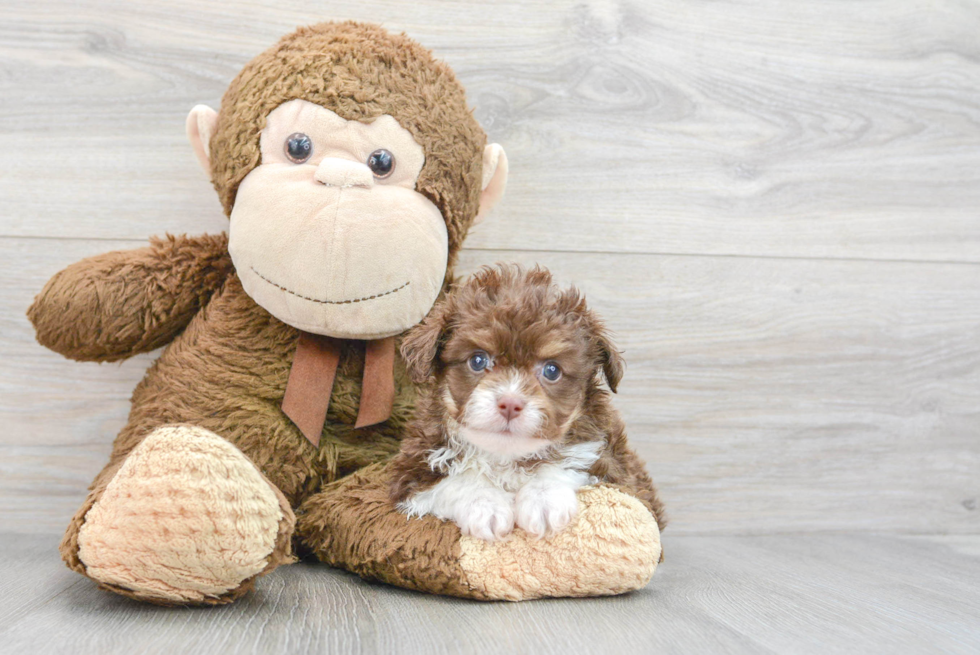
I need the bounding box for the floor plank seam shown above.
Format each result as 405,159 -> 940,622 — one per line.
3,234 -> 979,268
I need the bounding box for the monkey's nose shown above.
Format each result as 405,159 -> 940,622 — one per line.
497,396 -> 525,422
314,158 -> 375,188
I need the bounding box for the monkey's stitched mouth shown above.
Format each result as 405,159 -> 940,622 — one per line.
249,266 -> 410,305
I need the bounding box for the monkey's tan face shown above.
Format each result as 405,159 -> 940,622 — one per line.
228,99 -> 448,339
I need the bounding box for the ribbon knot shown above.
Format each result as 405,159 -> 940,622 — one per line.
281,332 -> 395,447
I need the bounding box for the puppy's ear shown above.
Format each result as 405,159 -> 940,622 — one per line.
400,299 -> 453,384
586,311 -> 626,393
598,332 -> 626,393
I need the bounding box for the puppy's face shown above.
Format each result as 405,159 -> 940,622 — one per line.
439,314 -> 594,457
401,266 -> 625,459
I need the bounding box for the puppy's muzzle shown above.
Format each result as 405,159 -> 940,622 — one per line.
496,394 -> 525,422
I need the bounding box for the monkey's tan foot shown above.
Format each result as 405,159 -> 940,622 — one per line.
296,463 -> 661,601
73,425 -> 295,605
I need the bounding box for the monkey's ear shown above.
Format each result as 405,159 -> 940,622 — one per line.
186,105 -> 219,179
473,144 -> 508,225
400,301 -> 453,384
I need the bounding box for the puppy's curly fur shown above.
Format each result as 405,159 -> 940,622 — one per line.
389,265 -> 665,539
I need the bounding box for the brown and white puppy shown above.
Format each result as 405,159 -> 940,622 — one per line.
390,265 -> 665,541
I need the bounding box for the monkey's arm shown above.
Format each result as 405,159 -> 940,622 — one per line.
27,233 -> 233,362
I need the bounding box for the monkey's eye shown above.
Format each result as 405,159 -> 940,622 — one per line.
541,361 -> 562,382
367,149 -> 395,178
468,351 -> 490,373
284,133 -> 313,163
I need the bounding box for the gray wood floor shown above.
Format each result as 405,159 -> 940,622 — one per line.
2,533 -> 979,655
1,0 -> 979,652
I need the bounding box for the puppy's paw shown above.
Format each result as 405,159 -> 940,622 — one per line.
454,491 -> 515,542
515,484 -> 579,539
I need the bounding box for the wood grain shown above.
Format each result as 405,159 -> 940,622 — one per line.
1,532 -> 978,654
3,0 -> 980,645
3,238 -> 978,535
1,0 -> 979,261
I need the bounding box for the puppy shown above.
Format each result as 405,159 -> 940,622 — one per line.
390,265 -> 665,541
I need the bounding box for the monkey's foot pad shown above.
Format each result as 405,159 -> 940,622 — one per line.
76,425 -> 294,605
298,462 -> 661,601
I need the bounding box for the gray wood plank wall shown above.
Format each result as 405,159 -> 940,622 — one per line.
1,0 -> 978,540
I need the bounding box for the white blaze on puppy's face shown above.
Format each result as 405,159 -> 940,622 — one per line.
458,370 -> 549,458
227,99 -> 448,339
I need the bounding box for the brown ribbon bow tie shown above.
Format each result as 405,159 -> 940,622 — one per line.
281,332 -> 395,447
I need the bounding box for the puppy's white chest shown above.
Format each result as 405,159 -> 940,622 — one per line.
398,441 -> 604,541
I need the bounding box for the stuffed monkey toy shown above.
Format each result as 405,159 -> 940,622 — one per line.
27,22 -> 661,605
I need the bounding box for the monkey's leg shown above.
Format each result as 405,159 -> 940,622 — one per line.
61,425 -> 295,606
294,462 -> 661,601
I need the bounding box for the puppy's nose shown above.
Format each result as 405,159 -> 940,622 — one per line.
497,396 -> 525,422
314,158 -> 374,188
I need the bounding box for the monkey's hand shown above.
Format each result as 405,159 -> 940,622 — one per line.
28,233 -> 233,362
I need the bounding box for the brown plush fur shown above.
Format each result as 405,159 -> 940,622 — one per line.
27,234 -> 234,363
28,23 -> 662,603
389,265 -> 666,530
296,462 -> 662,601
27,22 -> 487,604
295,463 -> 485,599
210,21 -> 486,275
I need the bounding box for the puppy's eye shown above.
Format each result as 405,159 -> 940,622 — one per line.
367,149 -> 395,178
541,361 -> 562,382
468,351 -> 490,372
285,133 -> 313,163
